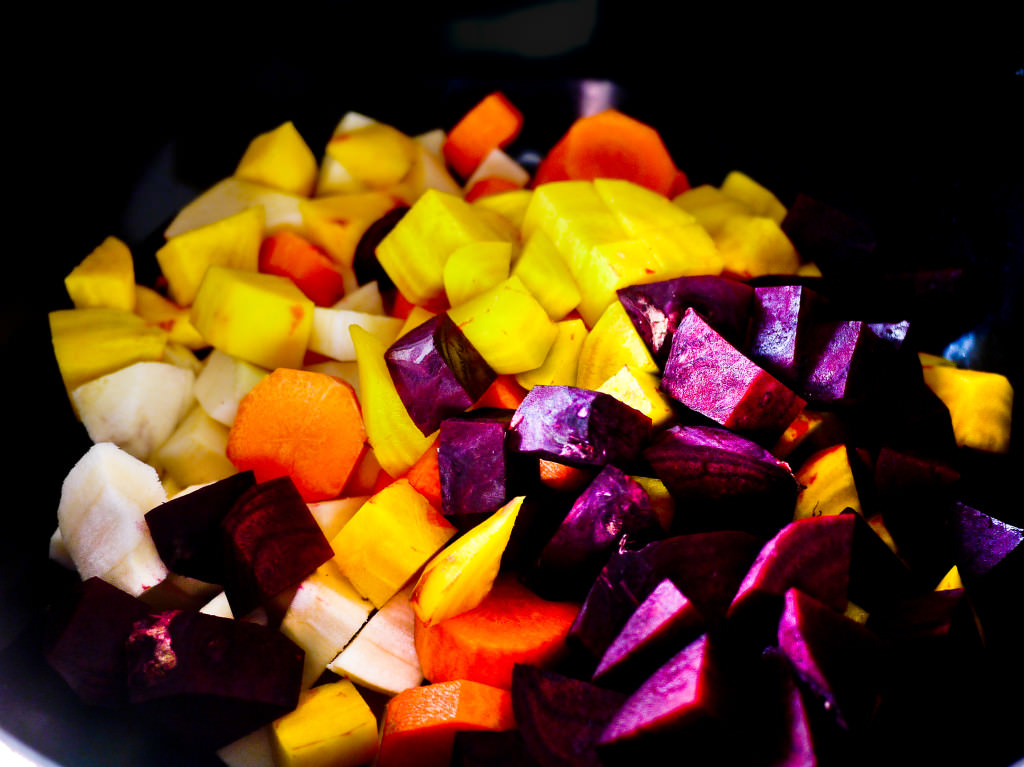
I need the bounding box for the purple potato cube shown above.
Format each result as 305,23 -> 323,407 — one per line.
385,312 -> 497,436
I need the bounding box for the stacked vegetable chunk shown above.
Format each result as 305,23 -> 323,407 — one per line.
46,91 -> 1018,767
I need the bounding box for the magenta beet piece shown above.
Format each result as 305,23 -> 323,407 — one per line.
747,283 -> 827,386
220,476 -> 335,617
145,470 -> 256,585
508,385 -> 652,469
597,633 -> 725,763
798,319 -> 893,407
385,312 -> 497,436
530,464 -> 663,600
511,664 -> 628,767
591,578 -> 705,691
43,577 -> 151,707
642,424 -> 799,538
777,588 -> 884,732
617,275 -> 754,362
727,515 -> 855,645
568,530 -> 762,663
662,308 -> 806,444
125,609 -> 303,750
438,412 -> 511,522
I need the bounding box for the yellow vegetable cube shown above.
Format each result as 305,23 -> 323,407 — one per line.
921,364 -> 1013,453
376,188 -> 507,306
270,679 -> 378,767
673,184 -> 753,238
150,404 -> 236,489
516,317 -> 588,390
443,240 -> 513,307
576,299 -> 658,391
64,236 -> 136,311
793,444 -> 863,520
473,188 -> 534,230
133,284 -> 207,350
49,308 -> 168,394
511,229 -> 581,320
190,265 -> 313,370
331,478 -> 457,608
325,122 -> 418,188
156,206 -> 265,306
720,170 -> 787,224
235,120 -> 319,198
446,276 -> 558,375
597,365 -> 675,428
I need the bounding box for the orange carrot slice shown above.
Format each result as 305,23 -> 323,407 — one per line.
538,458 -> 596,493
377,679 -> 515,767
536,109 -> 680,196
258,230 -> 347,307
443,92 -> 524,180
414,575 -> 579,690
402,436 -> 442,510
226,368 -> 367,502
472,374 -> 528,411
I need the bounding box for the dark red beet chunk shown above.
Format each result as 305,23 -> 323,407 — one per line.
508,385 -> 652,469
220,476 -> 335,617
530,464 -> 663,600
798,319 -> 891,407
511,664 -> 628,767
145,470 -> 256,585
591,578 -> 705,691
385,313 -> 497,436
597,633 -> 725,764
662,308 -> 805,444
43,577 -> 151,707
777,587 -> 884,732
616,275 -> 754,363
124,609 -> 303,751
568,530 -> 762,665
642,424 -> 799,538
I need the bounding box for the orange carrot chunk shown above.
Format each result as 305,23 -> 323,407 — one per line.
443,92 -> 524,180
402,436 -> 443,510
414,576 -> 580,690
378,679 -> 516,767
472,374 -> 529,411
540,108 -> 680,196
258,230 -> 348,307
538,458 -> 596,493
226,368 -> 367,502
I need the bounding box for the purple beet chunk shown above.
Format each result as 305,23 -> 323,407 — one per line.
508,385 -> 652,469
642,424 -> 799,538
727,515 -> 855,646
568,530 -> 762,664
125,609 -> 303,751
511,664 -> 628,767
43,577 -> 151,707
385,312 -> 497,436
144,470 -> 256,585
747,283 -> 827,386
220,476 -> 335,617
662,308 -> 806,444
591,578 -> 705,691
797,319 -> 893,407
597,633 -> 725,764
439,414 -> 510,520
777,587 -> 884,732
781,194 -> 879,278
616,275 -> 754,363
530,464 -> 664,600
450,729 -> 537,767
945,501 -> 1023,585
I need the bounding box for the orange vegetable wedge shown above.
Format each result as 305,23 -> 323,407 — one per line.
443,91 -> 524,180
258,230 -> 347,307
414,575 -> 580,690
226,367 -> 366,502
377,679 -> 516,767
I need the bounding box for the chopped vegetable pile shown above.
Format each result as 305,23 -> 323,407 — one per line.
45,91 -> 1020,767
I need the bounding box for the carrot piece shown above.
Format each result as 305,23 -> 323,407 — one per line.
258,230 -> 347,307
443,92 -> 524,180
548,108 -> 679,196
464,175 -> 522,203
389,290 -> 449,320
402,436 -> 442,509
226,368 -> 367,502
378,679 -> 515,767
669,166 -> 692,196
531,133 -> 572,187
414,575 -> 580,690
472,374 -> 528,410
538,458 -> 596,493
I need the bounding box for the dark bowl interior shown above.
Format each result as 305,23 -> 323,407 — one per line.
4,8 -> 1022,766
